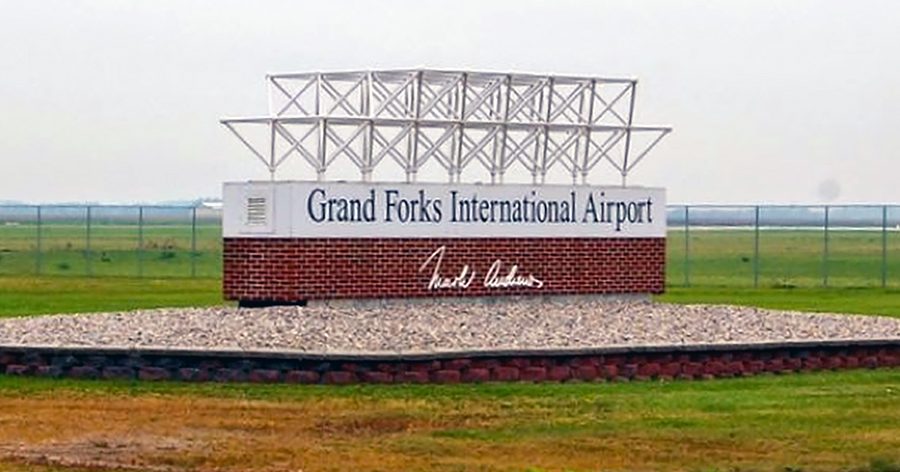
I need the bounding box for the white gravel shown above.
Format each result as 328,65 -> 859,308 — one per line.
0,300 -> 899,353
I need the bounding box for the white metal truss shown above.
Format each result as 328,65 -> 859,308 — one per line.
222,69 -> 672,185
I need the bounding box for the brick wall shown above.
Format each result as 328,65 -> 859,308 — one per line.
223,237 -> 665,302
2,343 -> 898,384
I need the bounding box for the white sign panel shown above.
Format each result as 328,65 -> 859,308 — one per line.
223,181 -> 666,238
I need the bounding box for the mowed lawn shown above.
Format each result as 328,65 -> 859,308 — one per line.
667,228 -> 900,288
0,223 -> 222,278
0,276 -> 223,317
5,276 -> 900,318
659,287 -> 900,319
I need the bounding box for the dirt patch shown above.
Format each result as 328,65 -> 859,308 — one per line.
0,435 -> 200,471
314,413 -> 419,436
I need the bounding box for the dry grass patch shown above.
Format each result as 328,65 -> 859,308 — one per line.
0,371 -> 897,471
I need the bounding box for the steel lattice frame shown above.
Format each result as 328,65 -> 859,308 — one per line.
221,69 -> 671,185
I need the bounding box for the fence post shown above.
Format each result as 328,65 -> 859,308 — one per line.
191,206 -> 197,278
823,205 -> 829,287
138,206 -> 144,278
684,205 -> 690,287
883,205 -> 888,288
35,205 -> 42,275
754,205 -> 760,288
86,205 -> 92,276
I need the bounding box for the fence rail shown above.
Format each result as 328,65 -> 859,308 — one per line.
667,205 -> 900,288
1,204 -> 899,287
0,205 -> 222,279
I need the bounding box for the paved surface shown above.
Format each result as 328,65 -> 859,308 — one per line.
1,301 -> 899,353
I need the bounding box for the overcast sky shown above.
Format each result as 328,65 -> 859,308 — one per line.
1,0 -> 898,204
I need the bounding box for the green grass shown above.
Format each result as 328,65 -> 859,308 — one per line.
667,229 -> 900,288
659,287 -> 900,318
0,224 -> 222,278
0,370 -> 898,471
0,366 -> 894,411
0,276 -> 224,317
4,276 -> 900,319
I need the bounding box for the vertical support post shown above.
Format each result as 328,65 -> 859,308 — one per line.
363,72 -> 371,119
531,132 -> 540,185
362,121 -> 374,182
86,205 -> 92,276
684,205 -> 690,287
138,206 -> 144,278
454,73 -> 468,184
35,205 -> 42,275
266,75 -> 274,116
539,77 -> 554,185
882,205 -> 888,288
191,206 -> 198,278
269,120 -> 277,180
406,123 -> 417,183
581,80 -> 597,185
572,82 -> 587,184
620,81 -> 637,187
823,205 -> 830,287
317,119 -> 327,181
362,73 -> 373,182
754,205 -> 760,288
489,124 -> 499,184
497,74 -> 513,185
449,124 -> 459,183
409,70 -> 424,183
314,72 -> 321,115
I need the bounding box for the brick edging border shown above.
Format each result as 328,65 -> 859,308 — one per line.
1,340 -> 898,384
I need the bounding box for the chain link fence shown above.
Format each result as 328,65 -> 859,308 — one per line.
0,205 -> 222,278
1,204 -> 899,287
667,205 -> 900,288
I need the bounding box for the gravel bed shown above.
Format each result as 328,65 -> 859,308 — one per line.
0,300 -> 899,353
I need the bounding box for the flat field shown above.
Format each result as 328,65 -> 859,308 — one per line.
0,371 -> 898,472
659,287 -> 900,319
0,276 -> 223,317
0,224 -> 222,278
5,275 -> 900,319
4,224 -> 900,289
667,228 -> 900,288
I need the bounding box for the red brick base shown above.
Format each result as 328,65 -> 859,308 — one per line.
2,343 -> 898,384
223,237 -> 665,302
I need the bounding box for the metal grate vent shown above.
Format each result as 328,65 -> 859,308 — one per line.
246,196 -> 268,226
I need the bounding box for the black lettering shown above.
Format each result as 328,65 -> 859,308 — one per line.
307,188 -> 326,223
385,189 -> 399,222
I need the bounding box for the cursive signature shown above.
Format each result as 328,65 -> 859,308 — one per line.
418,246 -> 544,290
484,260 -> 544,288
418,246 -> 476,290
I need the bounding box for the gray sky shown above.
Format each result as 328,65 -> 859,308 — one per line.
1,0 -> 898,204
